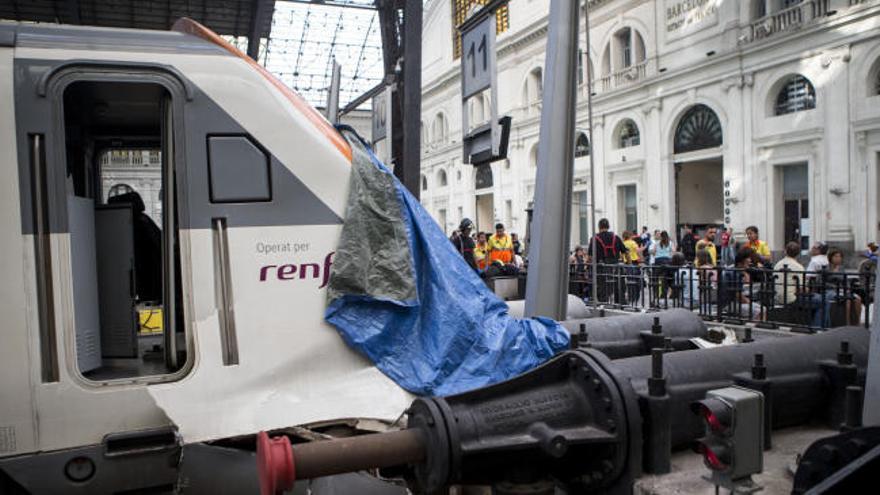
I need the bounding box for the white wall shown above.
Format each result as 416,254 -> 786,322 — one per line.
419,0 -> 880,255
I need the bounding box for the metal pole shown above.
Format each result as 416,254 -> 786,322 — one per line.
400,0 -> 422,199
863,262 -> 880,425
326,60 -> 341,124
585,0 -> 599,304
523,0 -> 579,320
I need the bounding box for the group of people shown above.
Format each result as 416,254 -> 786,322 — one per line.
447,213 -> 874,329
568,219 -> 875,329
450,219 -> 523,276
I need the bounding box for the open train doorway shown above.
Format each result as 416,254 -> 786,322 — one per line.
672,104 -> 724,236
62,78 -> 187,381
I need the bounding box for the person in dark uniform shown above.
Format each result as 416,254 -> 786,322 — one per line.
679,224 -> 698,262
451,218 -> 478,272
588,218 -> 627,303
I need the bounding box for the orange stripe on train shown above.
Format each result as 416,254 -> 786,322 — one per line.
171,18 -> 353,163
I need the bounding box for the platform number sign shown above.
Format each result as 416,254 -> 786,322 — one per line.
459,2 -> 509,166
461,15 -> 493,99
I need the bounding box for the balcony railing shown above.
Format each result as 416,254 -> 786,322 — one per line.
597,61 -> 647,93
739,0 -> 830,45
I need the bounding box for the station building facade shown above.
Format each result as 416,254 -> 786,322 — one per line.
418,0 -> 880,256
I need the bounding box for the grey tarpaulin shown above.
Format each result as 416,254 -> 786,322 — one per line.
325,128 -> 570,396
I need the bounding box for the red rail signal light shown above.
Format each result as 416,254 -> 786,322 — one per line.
691,398 -> 732,434
691,387 -> 763,486
693,439 -> 730,471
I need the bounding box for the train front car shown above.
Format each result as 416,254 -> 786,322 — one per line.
0,19 -> 411,493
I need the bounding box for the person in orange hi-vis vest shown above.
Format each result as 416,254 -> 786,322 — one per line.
488,223 -> 514,264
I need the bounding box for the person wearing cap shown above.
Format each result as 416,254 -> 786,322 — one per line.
488,223 -> 514,265
451,219 -> 478,272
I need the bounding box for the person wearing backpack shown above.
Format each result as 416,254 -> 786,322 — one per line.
588,218 -> 627,303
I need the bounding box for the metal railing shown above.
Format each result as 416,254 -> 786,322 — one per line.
739,0 -> 830,45
568,262 -> 874,331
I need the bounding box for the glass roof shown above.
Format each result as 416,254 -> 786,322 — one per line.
264,0 -> 384,109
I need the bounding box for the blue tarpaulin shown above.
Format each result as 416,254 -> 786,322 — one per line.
325,128 -> 570,396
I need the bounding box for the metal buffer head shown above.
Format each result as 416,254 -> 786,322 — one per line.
255,349 -> 639,494
256,432 -> 294,495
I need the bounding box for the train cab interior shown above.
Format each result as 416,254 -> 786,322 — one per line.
62,79 -> 187,380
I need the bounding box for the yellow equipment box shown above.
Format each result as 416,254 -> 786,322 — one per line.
138,307 -> 163,335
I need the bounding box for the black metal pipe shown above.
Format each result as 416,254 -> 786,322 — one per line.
292,429 -> 426,480
843,386 -> 864,430
560,308 -> 707,359
610,326 -> 869,448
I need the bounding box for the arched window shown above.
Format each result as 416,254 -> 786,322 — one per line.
876,68 -> 880,96
108,183 -> 135,200
468,95 -> 490,128
482,93 -> 491,121
475,163 -> 493,189
870,58 -> 880,96
602,27 -> 646,76
432,113 -> 448,143
522,67 -> 543,106
615,119 -> 640,149
775,75 -> 816,115
674,104 -> 723,154
421,174 -> 428,191
578,49 -> 585,85
437,168 -> 448,187
574,132 -> 590,157
752,0 -> 767,20
529,143 -> 539,167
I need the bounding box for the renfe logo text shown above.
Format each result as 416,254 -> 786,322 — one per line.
259,252 -> 334,288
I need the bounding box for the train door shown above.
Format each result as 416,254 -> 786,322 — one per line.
57,76 -> 189,381
3,60 -> 201,469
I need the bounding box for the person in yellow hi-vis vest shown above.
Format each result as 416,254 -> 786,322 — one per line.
488,223 -> 514,264
474,232 -> 489,271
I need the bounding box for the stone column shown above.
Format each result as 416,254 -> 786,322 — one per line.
854,131 -> 870,247
592,114 -> 607,220
641,99 -> 663,228
824,48 -> 853,249
739,73 -> 755,236
722,73 -> 749,232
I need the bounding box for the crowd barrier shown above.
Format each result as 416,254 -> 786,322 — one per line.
566,262 -> 875,331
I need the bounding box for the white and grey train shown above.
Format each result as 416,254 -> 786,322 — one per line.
0,19 -> 413,493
